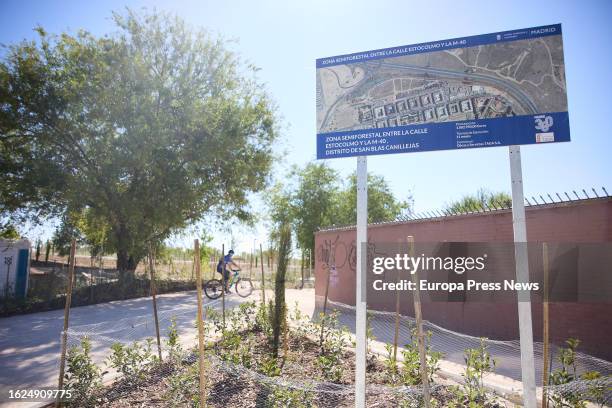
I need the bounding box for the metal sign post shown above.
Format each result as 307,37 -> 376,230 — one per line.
316,24 -> 569,408
355,156 -> 367,408
542,242 -> 550,408
508,145 -> 537,408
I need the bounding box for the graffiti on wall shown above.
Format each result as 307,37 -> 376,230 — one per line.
317,234 -> 352,270
317,234 -> 387,272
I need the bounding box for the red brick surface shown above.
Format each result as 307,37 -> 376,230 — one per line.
314,198 -> 612,360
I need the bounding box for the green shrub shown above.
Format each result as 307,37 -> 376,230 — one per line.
166,317 -> 183,363
64,337 -> 101,406
260,356 -> 281,377
316,310 -> 349,382
231,301 -> 257,332
265,385 -> 313,408
447,338 -> 496,407
107,338 -> 159,383
383,326 -> 441,387
165,363 -> 200,408
384,343 -> 400,384
218,330 -> 253,368
547,338 -> 605,408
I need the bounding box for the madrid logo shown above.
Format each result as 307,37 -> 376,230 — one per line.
534,115 -> 554,132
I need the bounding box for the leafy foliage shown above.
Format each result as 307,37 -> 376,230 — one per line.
64,337 -> 101,407
316,310 -> 350,382
334,172 -> 410,225
0,9 -> 278,272
166,317 -> 183,363
107,338 -> 159,383
267,162 -> 409,259
265,384 -> 314,407
444,188 -> 512,213
383,326 -> 442,386
447,338 -> 497,407
289,162 -> 341,253
547,338 -> 606,408
0,223 -> 19,239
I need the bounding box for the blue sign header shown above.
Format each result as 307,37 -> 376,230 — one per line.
317,24 -> 561,68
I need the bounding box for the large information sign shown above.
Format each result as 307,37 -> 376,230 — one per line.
316,24 -> 569,159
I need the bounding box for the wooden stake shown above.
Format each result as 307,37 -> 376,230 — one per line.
221,244 -> 225,331
260,244 -> 266,306
319,264 -> 332,347
542,242 -> 550,408
299,251 -> 305,289
194,239 -> 206,408
408,236 -> 430,407
309,248 -> 313,281
148,244 -> 163,361
57,239 -> 76,407
393,254 -> 402,363
322,265 -> 332,315
283,311 -> 289,361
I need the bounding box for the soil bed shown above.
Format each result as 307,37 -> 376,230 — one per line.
96,328 -> 502,407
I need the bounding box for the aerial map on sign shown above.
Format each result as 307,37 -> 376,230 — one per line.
316,34 -> 567,134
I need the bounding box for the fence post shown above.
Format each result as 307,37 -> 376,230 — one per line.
319,264 -> 332,347
148,244 -> 163,361
56,239 -> 76,407
299,251 -> 305,289
221,244 -> 225,331
194,239 -> 206,408
393,257 -> 402,363
542,242 -> 550,408
408,236 -> 430,407
260,244 -> 266,306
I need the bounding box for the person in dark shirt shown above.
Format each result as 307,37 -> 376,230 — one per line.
216,249 -> 239,292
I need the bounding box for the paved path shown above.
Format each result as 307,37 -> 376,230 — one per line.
1,289 -> 608,407
0,288 -> 317,408
0,290 -> 266,407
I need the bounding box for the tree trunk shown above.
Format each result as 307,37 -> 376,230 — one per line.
116,249 -> 138,276
115,223 -> 139,278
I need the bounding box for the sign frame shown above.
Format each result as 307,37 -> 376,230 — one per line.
316,24 -> 569,160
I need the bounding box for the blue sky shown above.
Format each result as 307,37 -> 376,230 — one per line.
1,0 -> 611,252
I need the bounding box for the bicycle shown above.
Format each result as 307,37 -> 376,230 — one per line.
204,269 -> 253,299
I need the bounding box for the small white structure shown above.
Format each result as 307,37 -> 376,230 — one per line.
0,239 -> 31,298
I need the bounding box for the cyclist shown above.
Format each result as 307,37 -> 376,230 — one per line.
216,249 -> 240,292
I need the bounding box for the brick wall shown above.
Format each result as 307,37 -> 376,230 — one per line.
314,198 -> 612,360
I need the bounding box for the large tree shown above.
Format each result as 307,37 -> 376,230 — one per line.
0,10 -> 278,273
290,162 -> 340,255
267,162 -> 409,256
335,172 -> 410,225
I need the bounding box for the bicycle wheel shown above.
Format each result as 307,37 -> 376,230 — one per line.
204,279 -> 224,300
234,277 -> 253,298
